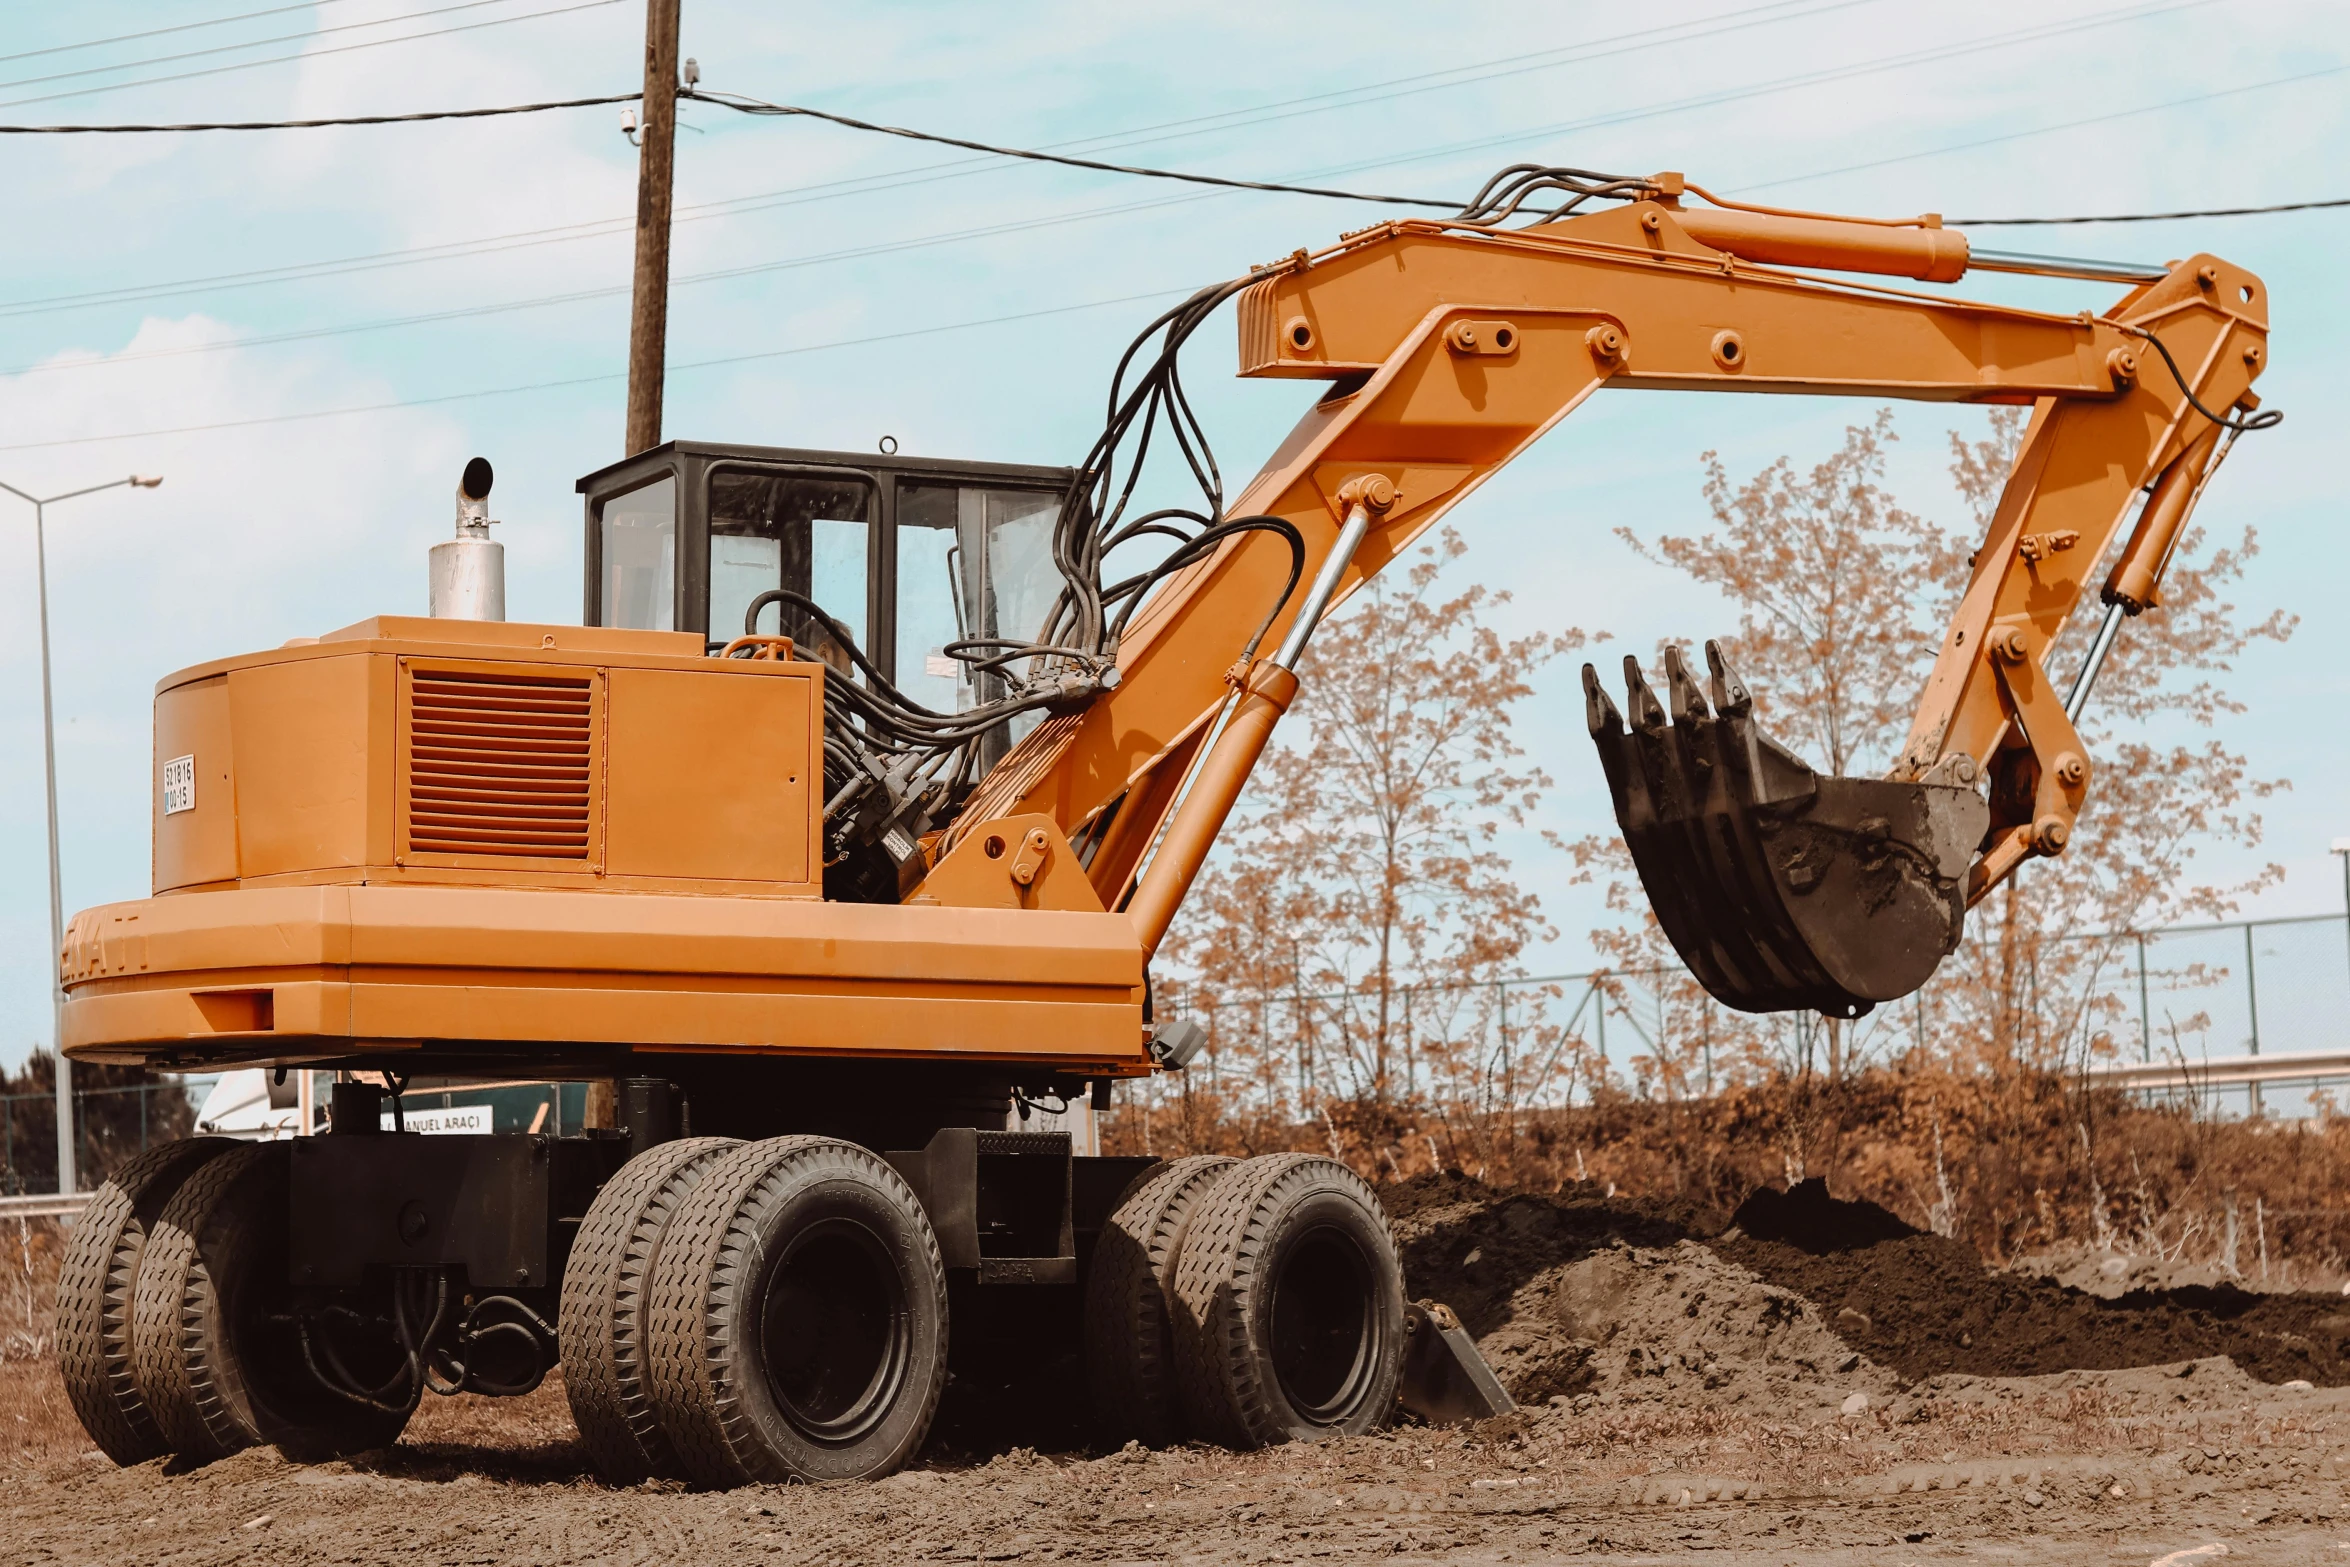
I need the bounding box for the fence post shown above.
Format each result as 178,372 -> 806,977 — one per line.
2244,924 -> 2262,1116
1594,976 -> 1607,1069
2243,924 -> 2261,1056
1496,981 -> 1512,1147
2137,930 -> 2152,1064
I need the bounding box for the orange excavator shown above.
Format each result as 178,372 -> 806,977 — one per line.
51,166 -> 2269,1483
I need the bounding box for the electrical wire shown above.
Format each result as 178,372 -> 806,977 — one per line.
0,0 -> 626,111
1747,58 -> 2350,200
0,90 -> 637,135
0,0 -> 2195,310
0,285 -> 1194,452
1,0 -> 365,66
1956,196 -> 2350,226
682,88 -> 1458,209
0,0 -> 543,95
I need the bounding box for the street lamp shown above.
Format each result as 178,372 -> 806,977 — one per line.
2334,838 -> 2350,986
3,473 -> 163,1195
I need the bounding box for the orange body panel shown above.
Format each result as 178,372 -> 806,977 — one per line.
64,191 -> 2267,1075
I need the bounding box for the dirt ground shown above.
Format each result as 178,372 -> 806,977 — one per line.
8,1176 -> 2350,1565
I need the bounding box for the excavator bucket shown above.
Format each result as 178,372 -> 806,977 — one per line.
1583,642 -> 1988,1019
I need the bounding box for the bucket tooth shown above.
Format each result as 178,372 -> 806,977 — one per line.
1582,662 -> 1624,738
1703,639 -> 1751,715
1622,654 -> 1667,735
1584,636 -> 1990,1018
1663,644 -> 1711,726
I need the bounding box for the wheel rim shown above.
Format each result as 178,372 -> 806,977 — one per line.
757,1217 -> 912,1445
1268,1222 -> 1377,1423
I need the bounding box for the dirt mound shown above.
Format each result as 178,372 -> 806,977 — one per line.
1384,1173 -> 2350,1398
1378,1172 -> 1710,1338
1380,1174 -> 1879,1410
1730,1176 -> 1918,1252
1483,1239 -> 1894,1411
1716,1197 -> 2350,1387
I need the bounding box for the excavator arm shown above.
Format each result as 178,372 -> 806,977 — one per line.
927,180 -> 2270,1018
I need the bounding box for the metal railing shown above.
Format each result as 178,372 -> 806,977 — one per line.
1160,911 -> 2350,1120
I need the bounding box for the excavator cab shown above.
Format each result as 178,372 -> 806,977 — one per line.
578,441 -> 1075,767
1584,643 -> 1988,1019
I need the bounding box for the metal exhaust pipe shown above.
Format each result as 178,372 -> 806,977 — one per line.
428,456 -> 504,621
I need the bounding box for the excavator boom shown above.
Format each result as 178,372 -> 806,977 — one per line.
942,182 -> 2269,1015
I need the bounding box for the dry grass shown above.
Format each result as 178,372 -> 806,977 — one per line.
1108,1066 -> 2350,1272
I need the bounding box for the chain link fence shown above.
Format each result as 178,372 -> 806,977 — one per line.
1162,912 -> 2350,1125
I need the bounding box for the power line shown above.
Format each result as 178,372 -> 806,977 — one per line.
0,288 -> 1192,453
0,0 -> 626,111
0,185 -> 1270,375
0,0 -> 1936,310
0,0 -> 535,95
7,18 -> 2329,372
0,91 -> 637,136
1956,196 -> 2350,226
0,1 -> 365,66
1746,59 -> 2350,200
0,0 -> 2308,413
685,88 -> 1460,209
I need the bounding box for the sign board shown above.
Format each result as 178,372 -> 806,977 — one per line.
379,1104 -> 495,1136
161,754 -> 196,815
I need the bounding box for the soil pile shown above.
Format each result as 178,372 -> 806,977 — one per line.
1380,1173 -> 2350,1401
1382,1175 -> 1884,1410
1716,1179 -> 2350,1386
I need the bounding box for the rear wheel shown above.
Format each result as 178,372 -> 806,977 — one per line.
130,1142 -> 411,1464
1171,1154 -> 1404,1448
55,1137 -> 236,1465
558,1136 -> 740,1482
1083,1154 -> 1233,1446
643,1137 -> 948,1486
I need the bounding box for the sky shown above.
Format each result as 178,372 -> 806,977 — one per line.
1,0 -> 2346,1070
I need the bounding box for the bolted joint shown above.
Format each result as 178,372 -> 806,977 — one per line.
2105,347 -> 2139,388
1336,473 -> 1398,514
1988,625 -> 2030,664
2033,815 -> 2070,854
2053,751 -> 2087,789
1585,323 -> 1628,364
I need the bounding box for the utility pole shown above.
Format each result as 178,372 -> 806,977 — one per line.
623,0 -> 681,456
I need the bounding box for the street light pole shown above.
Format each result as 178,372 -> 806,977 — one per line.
2334,838 -> 2350,987
3,474 -> 162,1195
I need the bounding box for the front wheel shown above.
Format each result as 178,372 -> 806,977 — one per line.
129,1142 -> 411,1464
642,1137 -> 948,1486
1171,1154 -> 1404,1448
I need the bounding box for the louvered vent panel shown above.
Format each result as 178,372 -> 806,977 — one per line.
404,669 -> 595,858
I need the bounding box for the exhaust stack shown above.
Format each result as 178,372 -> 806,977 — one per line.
428,456 -> 504,620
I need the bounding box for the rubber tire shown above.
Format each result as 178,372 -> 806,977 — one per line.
1170,1153 -> 1405,1449
1082,1154 -> 1234,1446
643,1136 -> 948,1486
559,1136 -> 740,1482
130,1141 -> 411,1464
55,1137 -> 237,1465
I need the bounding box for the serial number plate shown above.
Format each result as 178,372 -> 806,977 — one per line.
161,754 -> 196,816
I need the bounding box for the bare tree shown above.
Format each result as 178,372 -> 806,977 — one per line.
1162,530 -> 1584,1167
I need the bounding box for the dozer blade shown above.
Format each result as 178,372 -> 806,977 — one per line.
1583,642 -> 1988,1019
